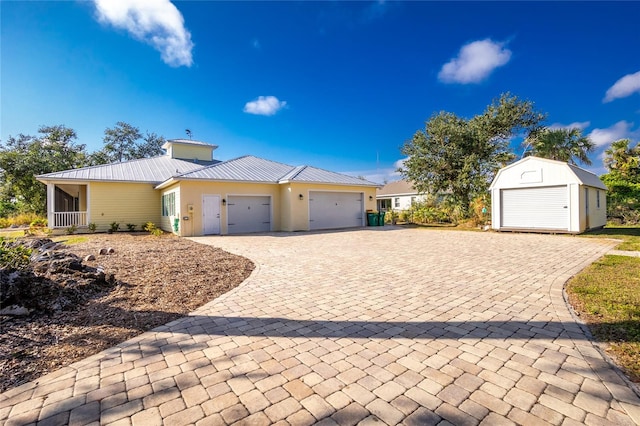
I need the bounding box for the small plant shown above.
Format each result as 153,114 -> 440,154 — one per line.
88,222 -> 97,233
126,223 -> 137,232
109,222 -> 120,233
0,217 -> 9,229
143,222 -> 163,236
65,224 -> 77,235
30,218 -> 47,228
0,238 -> 32,270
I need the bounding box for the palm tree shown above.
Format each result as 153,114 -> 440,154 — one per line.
524,128 -> 594,165
604,138 -> 640,181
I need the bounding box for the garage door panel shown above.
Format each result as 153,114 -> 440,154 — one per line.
501,186 -> 568,230
228,196 -> 271,234
309,191 -> 363,230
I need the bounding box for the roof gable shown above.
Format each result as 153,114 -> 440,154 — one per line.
490,156 -> 607,190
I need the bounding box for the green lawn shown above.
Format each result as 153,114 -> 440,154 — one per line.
566,255 -> 640,382
581,225 -> 640,251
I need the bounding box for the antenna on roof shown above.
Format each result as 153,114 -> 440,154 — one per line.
185,129 -> 192,140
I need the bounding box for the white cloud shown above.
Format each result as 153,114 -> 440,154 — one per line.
588,120 -> 637,146
438,39 -> 511,84
603,70 -> 640,102
93,0 -> 193,67
549,121 -> 591,131
243,96 -> 287,116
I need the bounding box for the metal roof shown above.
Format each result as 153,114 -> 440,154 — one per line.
286,165 -> 377,186
175,156 -> 294,182
376,180 -> 418,196
37,156 -> 211,183
168,155 -> 379,186
164,139 -> 217,147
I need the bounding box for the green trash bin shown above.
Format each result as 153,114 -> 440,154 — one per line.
378,212 -> 385,226
367,212 -> 376,226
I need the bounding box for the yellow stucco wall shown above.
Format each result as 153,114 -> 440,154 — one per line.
169,144 -> 214,161
283,183 -> 377,232
89,182 -> 160,231
175,181 -> 282,236
173,181 -> 377,235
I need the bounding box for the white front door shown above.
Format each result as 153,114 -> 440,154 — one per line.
202,195 -> 221,235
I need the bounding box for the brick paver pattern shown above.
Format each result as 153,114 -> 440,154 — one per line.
2,228 -> 640,425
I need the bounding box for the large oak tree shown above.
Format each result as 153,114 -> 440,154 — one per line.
400,93 -> 545,216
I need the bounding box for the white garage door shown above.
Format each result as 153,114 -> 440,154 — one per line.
227,196 -> 271,234
309,191 -> 364,230
501,186 -> 568,230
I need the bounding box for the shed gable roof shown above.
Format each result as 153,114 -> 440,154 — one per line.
489,156 -> 607,190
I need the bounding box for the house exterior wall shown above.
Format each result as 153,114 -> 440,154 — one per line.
89,182 -> 160,231
159,186 -> 181,234
174,181 -> 281,236
283,183 -> 377,232
168,144 -> 213,161
377,194 -> 425,211
173,181 -> 377,235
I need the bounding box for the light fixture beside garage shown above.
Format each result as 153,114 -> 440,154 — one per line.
222,199 -> 226,205
299,194 -> 304,200
369,195 -> 373,200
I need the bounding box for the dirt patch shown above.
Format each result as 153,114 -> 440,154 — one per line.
0,233 -> 254,393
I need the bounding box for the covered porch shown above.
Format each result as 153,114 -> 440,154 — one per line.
46,183 -> 89,228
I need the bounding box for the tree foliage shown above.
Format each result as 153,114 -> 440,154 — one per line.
525,127 -> 594,165
1,122 -> 167,216
0,126 -> 89,214
91,122 -> 166,164
400,93 -> 545,216
600,139 -> 640,224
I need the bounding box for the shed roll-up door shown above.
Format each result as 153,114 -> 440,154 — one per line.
227,196 -> 271,234
309,191 -> 364,230
501,186 -> 568,230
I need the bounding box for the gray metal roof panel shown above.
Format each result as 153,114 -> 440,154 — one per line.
37,156 -> 207,183
176,156 -> 294,182
288,165 -> 378,186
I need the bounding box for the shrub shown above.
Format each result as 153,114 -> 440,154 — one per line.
126,223 -> 137,232
65,224 -> 77,235
0,238 -> 32,270
88,223 -> 97,233
29,218 -> 47,228
143,222 -> 163,236
109,222 -> 120,233
0,217 -> 9,229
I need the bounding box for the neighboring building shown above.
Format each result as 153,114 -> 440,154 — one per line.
36,139 -> 378,236
376,180 -> 425,211
489,156 -> 607,234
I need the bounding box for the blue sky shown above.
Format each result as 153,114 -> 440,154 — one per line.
2,1 -> 639,182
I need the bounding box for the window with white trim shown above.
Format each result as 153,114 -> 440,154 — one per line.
162,192 -> 176,216
394,197 -> 400,208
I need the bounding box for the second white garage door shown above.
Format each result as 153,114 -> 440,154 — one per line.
227,196 -> 271,234
501,186 -> 568,230
309,191 -> 364,230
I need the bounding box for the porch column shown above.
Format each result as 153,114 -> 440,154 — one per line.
47,183 -> 55,227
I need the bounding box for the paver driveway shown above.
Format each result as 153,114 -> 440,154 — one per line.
1,228 -> 639,425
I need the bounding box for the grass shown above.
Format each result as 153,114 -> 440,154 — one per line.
581,225 -> 640,251
53,236 -> 89,245
566,255 -> 640,382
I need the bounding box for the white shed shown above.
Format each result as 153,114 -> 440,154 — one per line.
489,156 -> 607,234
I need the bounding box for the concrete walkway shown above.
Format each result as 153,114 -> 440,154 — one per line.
1,228 -> 639,425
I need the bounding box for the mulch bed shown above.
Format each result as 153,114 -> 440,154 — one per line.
0,233 -> 254,393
